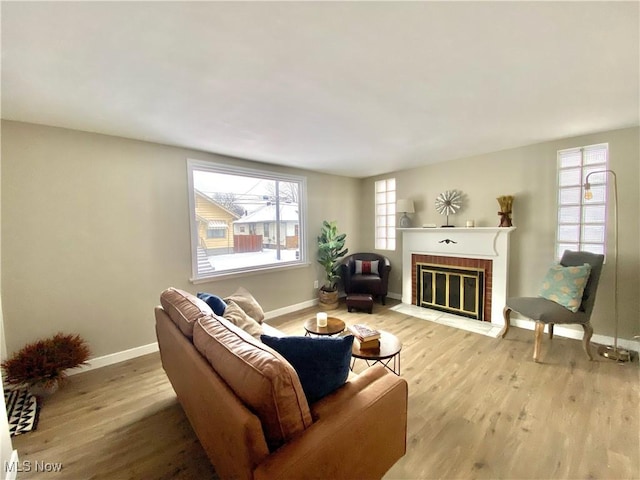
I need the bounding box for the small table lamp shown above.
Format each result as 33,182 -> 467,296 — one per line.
397,199 -> 415,228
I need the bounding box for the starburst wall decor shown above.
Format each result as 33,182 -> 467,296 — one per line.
435,190 -> 463,227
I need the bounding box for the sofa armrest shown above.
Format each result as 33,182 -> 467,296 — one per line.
253,365 -> 408,480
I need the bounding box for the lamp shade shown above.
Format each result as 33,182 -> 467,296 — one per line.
396,199 -> 415,214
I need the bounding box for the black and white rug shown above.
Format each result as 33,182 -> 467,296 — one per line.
4,387 -> 40,436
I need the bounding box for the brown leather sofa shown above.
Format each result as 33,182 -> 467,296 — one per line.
340,253 -> 392,305
155,288 -> 408,480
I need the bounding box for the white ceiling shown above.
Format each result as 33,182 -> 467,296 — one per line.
2,2 -> 638,178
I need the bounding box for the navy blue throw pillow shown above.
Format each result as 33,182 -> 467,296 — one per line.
260,334 -> 354,404
197,292 -> 227,316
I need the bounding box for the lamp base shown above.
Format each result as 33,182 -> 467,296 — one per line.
597,345 -> 631,363
399,214 -> 412,228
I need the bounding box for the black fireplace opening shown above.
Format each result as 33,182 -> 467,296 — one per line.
416,263 -> 484,320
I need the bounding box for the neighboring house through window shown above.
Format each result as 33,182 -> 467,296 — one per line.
556,143 -> 608,259
375,178 -> 396,251
188,160 -> 307,280
206,222 -> 227,239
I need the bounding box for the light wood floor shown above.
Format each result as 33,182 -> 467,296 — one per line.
11,299 -> 639,479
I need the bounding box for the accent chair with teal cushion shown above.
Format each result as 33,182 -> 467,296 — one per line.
501,250 -> 605,362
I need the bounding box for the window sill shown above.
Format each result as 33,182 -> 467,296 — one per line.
191,261 -> 311,284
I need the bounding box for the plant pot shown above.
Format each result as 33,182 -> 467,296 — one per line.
29,378 -> 59,398
319,288 -> 339,309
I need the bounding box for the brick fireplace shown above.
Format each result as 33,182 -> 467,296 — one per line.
400,227 -> 515,324
412,254 -> 492,320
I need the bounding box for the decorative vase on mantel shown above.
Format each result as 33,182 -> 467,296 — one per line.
497,195 -> 514,227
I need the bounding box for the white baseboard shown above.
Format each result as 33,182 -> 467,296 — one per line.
387,291 -> 402,301
509,317 -> 640,353
263,298 -> 318,321
68,342 -> 159,376
264,292 -> 403,316
72,301 -> 319,373
397,300 -> 639,354
70,299 -> 639,375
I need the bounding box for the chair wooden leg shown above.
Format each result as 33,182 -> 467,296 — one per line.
548,323 -> 554,339
533,321 -> 545,362
500,306 -> 512,338
581,322 -> 594,361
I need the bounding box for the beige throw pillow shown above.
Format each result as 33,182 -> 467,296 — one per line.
224,287 -> 265,324
222,301 -> 263,339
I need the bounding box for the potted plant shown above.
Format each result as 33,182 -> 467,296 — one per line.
317,220 -> 348,309
1,333 -> 90,397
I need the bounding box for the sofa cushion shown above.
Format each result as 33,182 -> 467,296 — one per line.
222,300 -> 263,339
160,287 -> 213,339
193,316 -> 312,451
224,287 -> 265,324
196,292 -> 227,316
260,334 -> 354,404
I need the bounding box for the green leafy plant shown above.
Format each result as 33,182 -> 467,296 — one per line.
317,220 -> 348,292
1,333 -> 90,387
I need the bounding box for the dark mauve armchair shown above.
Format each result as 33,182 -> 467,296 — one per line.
340,253 -> 391,305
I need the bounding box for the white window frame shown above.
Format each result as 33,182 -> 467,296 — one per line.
375,178 -> 396,250
556,143 -> 608,260
187,159 -> 307,281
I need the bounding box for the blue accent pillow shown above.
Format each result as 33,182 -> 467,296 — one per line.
260,334 -> 354,404
197,292 -> 227,316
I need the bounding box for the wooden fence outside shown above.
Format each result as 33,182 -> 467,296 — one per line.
234,235 -> 262,253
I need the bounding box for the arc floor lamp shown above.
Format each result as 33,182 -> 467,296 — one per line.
584,169 -> 630,362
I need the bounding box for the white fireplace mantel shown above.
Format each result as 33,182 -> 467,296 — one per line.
400,227 -> 516,324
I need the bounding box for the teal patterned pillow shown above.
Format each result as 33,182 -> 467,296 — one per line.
538,263 -> 591,312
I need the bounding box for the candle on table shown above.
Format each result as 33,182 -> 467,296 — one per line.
316,312 -> 328,327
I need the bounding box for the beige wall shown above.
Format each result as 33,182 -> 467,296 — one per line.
361,126 -> 639,340
1,121 -> 638,359
1,120 -> 361,357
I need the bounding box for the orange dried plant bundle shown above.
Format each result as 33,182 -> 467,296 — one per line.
1,333 -> 90,386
